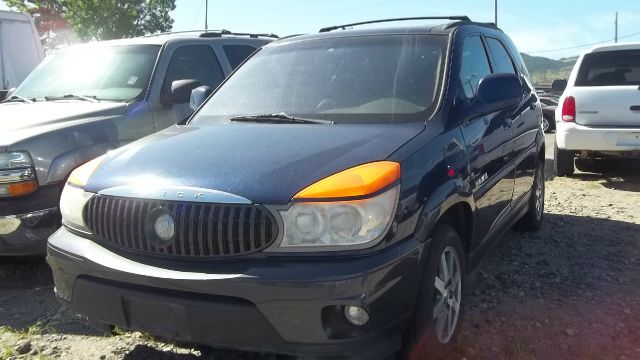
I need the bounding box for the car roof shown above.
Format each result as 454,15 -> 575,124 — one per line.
587,42 -> 640,54
271,21 -> 499,46
66,30 -> 276,48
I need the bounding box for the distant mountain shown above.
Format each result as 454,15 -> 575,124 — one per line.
521,53 -> 577,85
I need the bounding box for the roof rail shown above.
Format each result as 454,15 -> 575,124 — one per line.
199,29 -> 279,39
319,16 -> 471,33
141,29 -> 278,39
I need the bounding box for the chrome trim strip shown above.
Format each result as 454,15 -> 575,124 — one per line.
49,228 -> 251,280
0,168 -> 36,184
98,185 -> 252,204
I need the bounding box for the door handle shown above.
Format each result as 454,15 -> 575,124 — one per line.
504,118 -> 513,128
630,105 -> 640,111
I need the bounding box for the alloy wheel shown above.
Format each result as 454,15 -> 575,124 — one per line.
542,117 -> 549,132
432,246 -> 462,343
535,166 -> 544,219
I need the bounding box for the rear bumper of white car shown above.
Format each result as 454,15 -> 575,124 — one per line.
556,122 -> 640,153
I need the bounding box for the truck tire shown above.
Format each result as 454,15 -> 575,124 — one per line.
554,143 -> 574,177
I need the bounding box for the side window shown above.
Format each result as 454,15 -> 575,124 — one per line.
459,36 -> 492,99
486,38 -> 517,74
223,45 -> 257,69
162,45 -> 225,102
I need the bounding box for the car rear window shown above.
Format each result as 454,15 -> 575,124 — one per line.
576,50 -> 640,86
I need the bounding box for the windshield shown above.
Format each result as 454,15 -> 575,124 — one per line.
13,45 -> 160,101
576,50 -> 640,87
193,35 -> 447,124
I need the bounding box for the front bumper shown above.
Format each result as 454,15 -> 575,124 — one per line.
556,122 -> 640,153
0,208 -> 58,255
47,227 -> 424,358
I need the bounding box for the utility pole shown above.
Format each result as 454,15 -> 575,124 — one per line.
615,12 -> 618,43
205,0 -> 209,32
494,0 -> 498,26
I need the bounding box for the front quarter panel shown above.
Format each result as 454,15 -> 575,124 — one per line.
9,103 -> 154,186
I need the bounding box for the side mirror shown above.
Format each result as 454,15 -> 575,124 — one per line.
473,73 -> 522,114
551,79 -> 567,93
165,79 -> 201,105
190,86 -> 212,111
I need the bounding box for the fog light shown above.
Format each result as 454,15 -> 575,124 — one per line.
344,305 -> 369,326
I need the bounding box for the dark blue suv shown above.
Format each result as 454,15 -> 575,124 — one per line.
48,17 -> 544,359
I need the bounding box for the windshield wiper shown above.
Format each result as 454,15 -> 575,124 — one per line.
44,94 -> 98,103
230,113 -> 333,125
2,95 -> 34,104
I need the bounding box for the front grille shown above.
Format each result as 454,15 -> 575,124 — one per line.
83,195 -> 278,258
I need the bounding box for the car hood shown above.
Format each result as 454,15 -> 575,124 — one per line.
85,122 -> 424,204
0,101 -> 129,148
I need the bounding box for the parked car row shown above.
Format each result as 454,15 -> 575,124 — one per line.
5,16 -> 547,360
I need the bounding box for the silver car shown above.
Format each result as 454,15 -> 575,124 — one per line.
0,30 -> 274,255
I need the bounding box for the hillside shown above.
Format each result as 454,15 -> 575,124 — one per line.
521,53 -> 577,85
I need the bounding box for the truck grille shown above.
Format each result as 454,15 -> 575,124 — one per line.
83,195 -> 278,258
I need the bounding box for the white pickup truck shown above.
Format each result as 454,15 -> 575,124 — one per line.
554,43 -> 640,176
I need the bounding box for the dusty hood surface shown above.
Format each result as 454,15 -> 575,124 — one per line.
85,122 -> 424,204
0,101 -> 128,147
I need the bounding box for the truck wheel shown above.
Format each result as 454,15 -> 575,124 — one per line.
515,160 -> 544,231
403,223 -> 466,360
554,143 -> 574,177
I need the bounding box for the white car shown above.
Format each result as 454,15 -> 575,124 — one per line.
553,43 -> 640,176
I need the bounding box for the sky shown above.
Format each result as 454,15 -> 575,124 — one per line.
2,0 -> 640,59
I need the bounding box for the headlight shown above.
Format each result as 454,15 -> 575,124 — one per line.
60,155 -> 105,232
278,186 -> 399,249
274,161 -> 400,251
0,151 -> 38,198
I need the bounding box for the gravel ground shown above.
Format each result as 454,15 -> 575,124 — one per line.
1,140 -> 639,359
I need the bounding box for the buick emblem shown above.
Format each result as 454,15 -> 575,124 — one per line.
145,208 -> 175,247
154,213 -> 175,242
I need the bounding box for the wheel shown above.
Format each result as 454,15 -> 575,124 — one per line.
403,224 -> 466,360
554,142 -> 574,177
514,159 -> 544,231
542,116 -> 550,133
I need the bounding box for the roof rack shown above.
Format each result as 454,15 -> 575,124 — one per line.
142,29 -> 278,39
319,16 -> 471,33
199,29 -> 279,39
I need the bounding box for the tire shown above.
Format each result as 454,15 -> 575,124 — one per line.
402,224 -> 466,360
515,159 -> 544,231
542,116 -> 551,133
554,142 -> 574,177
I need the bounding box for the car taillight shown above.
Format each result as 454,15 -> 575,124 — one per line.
561,96 -> 576,122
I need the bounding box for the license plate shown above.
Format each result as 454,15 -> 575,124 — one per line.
617,133 -> 640,146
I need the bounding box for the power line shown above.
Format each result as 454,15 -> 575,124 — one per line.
525,31 -> 640,55
191,0 -> 206,28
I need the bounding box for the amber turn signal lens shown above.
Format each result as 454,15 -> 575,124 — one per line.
294,161 -> 400,200
7,180 -> 38,197
68,155 -> 106,188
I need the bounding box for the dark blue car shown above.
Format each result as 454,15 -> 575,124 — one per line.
48,17 -> 544,359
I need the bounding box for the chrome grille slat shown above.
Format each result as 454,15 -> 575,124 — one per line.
85,196 -> 278,258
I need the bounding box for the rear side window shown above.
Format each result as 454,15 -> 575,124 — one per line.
576,50 -> 640,86
223,45 -> 257,69
459,36 -> 492,99
486,38 -> 516,74
163,45 -> 225,99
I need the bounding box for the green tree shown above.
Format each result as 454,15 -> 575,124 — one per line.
6,0 -> 176,42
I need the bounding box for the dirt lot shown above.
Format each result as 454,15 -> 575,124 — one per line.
1,141 -> 639,359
